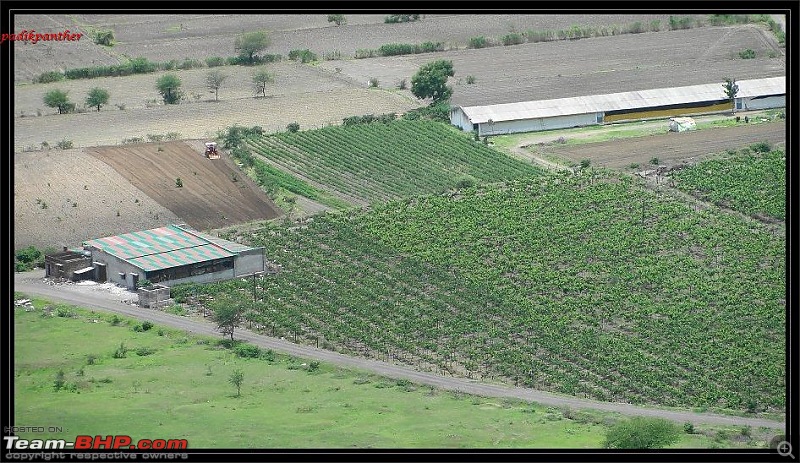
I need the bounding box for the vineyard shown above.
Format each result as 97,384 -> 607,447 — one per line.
671,145 -> 786,221
173,171 -> 785,413
245,121 -> 543,204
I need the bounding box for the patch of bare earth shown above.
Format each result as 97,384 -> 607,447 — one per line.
86,141 -> 282,231
540,122 -> 785,169
14,148 -> 180,250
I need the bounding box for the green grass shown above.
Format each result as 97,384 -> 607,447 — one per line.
672,147 -> 785,220
14,299 -> 774,448
245,120 -> 542,204
179,172 -> 784,414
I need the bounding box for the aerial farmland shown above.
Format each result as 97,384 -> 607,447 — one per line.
10,10 -> 788,452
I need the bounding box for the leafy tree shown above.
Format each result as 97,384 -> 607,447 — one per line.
156,74 -> 182,104
604,417 -> 680,449
206,70 -> 228,102
211,294 -> 243,341
252,68 -> 275,98
43,89 -> 73,114
85,87 -> 110,111
327,14 -> 346,26
723,78 -> 739,113
229,368 -> 244,397
235,30 -> 270,65
411,59 -> 454,103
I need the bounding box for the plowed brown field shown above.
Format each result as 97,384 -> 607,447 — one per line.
538,121 -> 785,169
86,141 -> 281,230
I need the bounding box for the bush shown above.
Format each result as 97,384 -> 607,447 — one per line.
604,417 -> 679,449
141,321 -> 154,331
465,75 -> 476,84
288,49 -> 317,63
650,157 -> 660,165
234,343 -> 261,358
397,78 -> 407,90
501,32 -> 525,46
56,139 -> 74,150
175,178 -> 183,188
113,342 -> 128,358
135,347 -> 156,356
54,369 -> 66,391
354,49 -> 376,59
468,36 -> 489,48
739,49 -> 756,59
384,14 -> 420,24
205,56 -> 225,67
750,141 -> 772,153
683,422 -> 695,434
260,349 -> 276,362
286,122 -> 300,133
109,314 -> 122,326
454,174 -> 477,190
580,159 -> 591,169
36,71 -> 65,84
92,29 -> 115,46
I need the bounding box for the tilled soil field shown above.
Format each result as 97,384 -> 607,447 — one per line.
14,148 -> 181,250
318,24 -> 785,106
86,141 -> 281,230
14,14 -> 703,82
536,122 -> 785,169
15,87 -> 418,150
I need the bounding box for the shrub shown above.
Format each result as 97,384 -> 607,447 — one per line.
650,157 -> 660,165
135,347 -> 156,356
649,20 -> 661,32
750,141 -> 771,153
739,49 -> 756,59
109,314 -> 122,326
468,36 -> 489,48
384,14 -> 420,24
175,178 -> 183,188
683,422 -> 694,434
234,343 -> 261,358
626,21 -> 646,34
397,78 -> 407,90
205,56 -> 225,67
260,349 -> 276,362
327,14 -> 346,26
54,369 -> 66,391
354,49 -> 376,59
378,43 -> 415,56
288,49 -> 317,63
501,32 -> 525,46
178,58 -> 203,70
454,174 -> 477,189
36,71 -> 65,84
86,354 -> 97,365
56,139 -> 74,150
141,321 -> 154,331
286,122 -> 300,133
92,29 -> 115,46
368,77 -> 379,88
604,417 -> 679,449
308,361 -> 320,372
465,75 -> 476,84
580,159 -> 591,169
113,342 -> 128,358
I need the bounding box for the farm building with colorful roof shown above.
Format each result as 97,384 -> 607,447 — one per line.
81,224 -> 264,290
450,76 -> 785,136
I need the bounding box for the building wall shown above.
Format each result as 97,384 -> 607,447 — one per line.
44,254 -> 92,280
88,247 -> 144,290
738,95 -> 785,111
149,268 -> 236,287
449,107 -> 474,132
603,101 -> 732,123
235,248 -> 265,276
479,113 -> 599,135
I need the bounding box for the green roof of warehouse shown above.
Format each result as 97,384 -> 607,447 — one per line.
83,224 -> 258,272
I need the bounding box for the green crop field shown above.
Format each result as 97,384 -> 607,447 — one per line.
671,146 -> 785,220
175,171 -> 785,414
245,120 -> 543,204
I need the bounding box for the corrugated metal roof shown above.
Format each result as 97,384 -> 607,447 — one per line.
459,76 -> 785,124
84,224 -> 256,271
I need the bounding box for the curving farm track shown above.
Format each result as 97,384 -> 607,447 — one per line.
14,271 -> 785,431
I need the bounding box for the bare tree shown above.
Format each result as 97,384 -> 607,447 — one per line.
206,70 -> 228,102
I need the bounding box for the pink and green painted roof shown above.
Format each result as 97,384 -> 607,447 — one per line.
83,224 -> 257,272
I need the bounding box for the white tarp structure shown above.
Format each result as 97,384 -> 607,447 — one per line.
669,117 -> 696,132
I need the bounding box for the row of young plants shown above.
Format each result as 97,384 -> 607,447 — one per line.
671,145 -> 785,220
174,170 -> 784,413
244,120 -> 542,204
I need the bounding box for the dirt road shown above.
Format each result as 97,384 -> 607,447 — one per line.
13,271 -> 784,431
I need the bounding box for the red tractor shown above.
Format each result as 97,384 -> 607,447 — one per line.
204,142 -> 220,159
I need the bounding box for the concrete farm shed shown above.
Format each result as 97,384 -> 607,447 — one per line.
81,224 -> 265,290
450,76 -> 785,136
